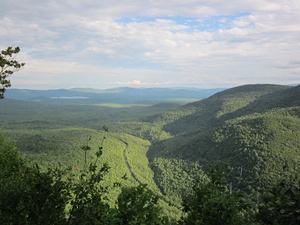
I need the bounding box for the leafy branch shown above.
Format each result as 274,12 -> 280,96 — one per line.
0,46 -> 25,99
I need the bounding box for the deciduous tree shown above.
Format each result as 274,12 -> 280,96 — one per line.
117,184 -> 169,225
0,46 -> 25,99
181,167 -> 254,225
257,175 -> 300,225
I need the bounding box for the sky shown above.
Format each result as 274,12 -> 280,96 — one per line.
1,0 -> 300,90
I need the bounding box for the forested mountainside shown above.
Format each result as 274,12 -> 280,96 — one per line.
146,84 -> 300,200
1,84 -> 300,223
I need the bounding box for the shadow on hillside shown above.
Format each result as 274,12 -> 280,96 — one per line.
162,97 -> 225,136
146,85 -> 300,161
217,85 -> 300,123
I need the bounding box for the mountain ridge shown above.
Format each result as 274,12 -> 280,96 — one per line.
4,87 -> 226,104
144,84 -> 297,136
146,84 -> 300,197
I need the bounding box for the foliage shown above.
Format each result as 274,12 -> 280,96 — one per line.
150,157 -> 208,206
117,184 -> 169,225
0,130 -> 117,224
0,133 -> 23,174
0,167 -> 70,225
181,166 -> 255,225
0,130 -> 172,224
257,175 -> 300,225
66,133 -> 116,225
0,133 -> 69,225
0,47 -> 25,99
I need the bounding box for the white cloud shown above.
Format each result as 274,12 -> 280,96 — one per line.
0,0 -> 299,89
116,80 -> 170,86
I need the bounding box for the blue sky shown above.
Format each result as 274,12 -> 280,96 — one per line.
117,14 -> 251,32
1,0 -> 299,89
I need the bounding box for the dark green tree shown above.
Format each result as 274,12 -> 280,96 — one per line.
257,175 -> 300,225
181,167 -> 254,225
117,184 -> 169,225
0,46 -> 25,99
0,134 -> 69,225
0,130 -> 116,225
66,160 -> 115,225
0,133 -> 23,174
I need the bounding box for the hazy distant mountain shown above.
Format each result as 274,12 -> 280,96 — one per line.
5,87 -> 226,104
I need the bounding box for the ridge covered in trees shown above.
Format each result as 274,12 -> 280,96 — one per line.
147,84 -> 300,197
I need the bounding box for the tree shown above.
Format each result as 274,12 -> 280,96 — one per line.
181,167 -> 254,225
117,184 -> 169,225
65,127 -> 118,225
0,133 -> 69,225
0,129 -> 116,225
0,46 -> 25,99
257,175 -> 300,225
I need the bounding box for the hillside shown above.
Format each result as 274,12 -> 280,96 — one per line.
143,84 -> 296,135
0,97 -> 184,218
146,84 -> 300,201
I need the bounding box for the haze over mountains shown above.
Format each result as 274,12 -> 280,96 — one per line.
5,87 -> 225,104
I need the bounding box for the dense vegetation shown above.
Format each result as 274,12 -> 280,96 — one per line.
0,132 -> 170,224
1,83 -> 300,224
147,84 -> 300,201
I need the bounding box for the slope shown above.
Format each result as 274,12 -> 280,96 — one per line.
146,84 -> 300,200
0,98 -> 183,218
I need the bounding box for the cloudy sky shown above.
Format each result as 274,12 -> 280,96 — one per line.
1,0 -> 299,89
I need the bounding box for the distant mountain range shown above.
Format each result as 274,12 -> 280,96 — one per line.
5,87 -> 226,104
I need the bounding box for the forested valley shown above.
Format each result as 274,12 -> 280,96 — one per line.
1,84 -> 300,224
